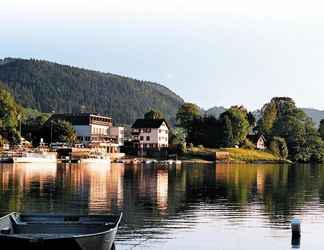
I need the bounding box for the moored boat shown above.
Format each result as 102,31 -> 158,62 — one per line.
12,152 -> 57,163
0,212 -> 122,250
0,151 -> 57,164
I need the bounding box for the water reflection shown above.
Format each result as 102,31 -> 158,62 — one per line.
1,163 -> 324,249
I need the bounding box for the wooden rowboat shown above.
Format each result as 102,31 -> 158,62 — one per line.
0,212 -> 122,250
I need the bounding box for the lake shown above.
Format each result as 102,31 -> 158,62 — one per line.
0,163 -> 323,249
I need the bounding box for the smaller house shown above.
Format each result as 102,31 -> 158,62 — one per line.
131,119 -> 169,151
247,134 -> 267,150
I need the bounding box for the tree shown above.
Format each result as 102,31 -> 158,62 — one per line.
169,127 -> 187,145
319,119 -> 324,140
21,115 -> 49,146
258,97 -> 324,162
144,109 -> 164,120
43,119 -> 76,144
247,112 -> 256,127
219,106 -> 250,145
0,83 -> 22,144
221,115 -> 234,147
270,137 -> 288,160
176,103 -> 201,130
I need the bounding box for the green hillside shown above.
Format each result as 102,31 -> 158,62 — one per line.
0,58 -> 183,124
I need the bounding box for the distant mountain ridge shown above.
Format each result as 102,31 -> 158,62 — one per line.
0,58 -> 184,125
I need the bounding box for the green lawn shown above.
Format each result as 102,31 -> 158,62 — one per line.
184,147 -> 284,163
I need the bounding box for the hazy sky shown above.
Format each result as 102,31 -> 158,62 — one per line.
2,0 -> 324,110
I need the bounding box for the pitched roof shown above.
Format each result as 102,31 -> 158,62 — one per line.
246,134 -> 266,143
131,119 -> 170,129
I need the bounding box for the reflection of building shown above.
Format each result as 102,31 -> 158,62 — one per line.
156,169 -> 168,211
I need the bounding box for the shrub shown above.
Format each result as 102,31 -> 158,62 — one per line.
241,138 -> 256,149
270,137 -> 288,159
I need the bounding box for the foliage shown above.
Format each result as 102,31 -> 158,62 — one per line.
169,127 -> 187,145
187,116 -> 222,148
221,115 -> 234,147
144,109 -> 164,120
247,112 -> 256,127
241,138 -> 256,149
176,103 -> 201,130
318,119 -> 324,140
0,58 -> 183,125
22,117 -> 77,145
0,83 -> 22,144
21,115 -> 48,146
219,106 -> 251,146
269,137 -> 288,160
257,97 -> 324,162
44,119 -> 76,144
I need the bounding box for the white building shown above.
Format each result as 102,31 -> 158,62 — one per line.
110,127 -> 125,146
50,113 -> 119,146
131,119 -> 169,150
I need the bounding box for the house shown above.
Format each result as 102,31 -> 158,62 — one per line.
247,134 -> 267,150
131,119 -> 169,151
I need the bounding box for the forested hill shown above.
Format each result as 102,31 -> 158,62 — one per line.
0,58 -> 184,124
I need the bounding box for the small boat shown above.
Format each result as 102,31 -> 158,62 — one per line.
0,212 -> 122,250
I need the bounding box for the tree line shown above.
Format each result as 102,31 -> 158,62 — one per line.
174,97 -> 324,162
0,83 -> 76,147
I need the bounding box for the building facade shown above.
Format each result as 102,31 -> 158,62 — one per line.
110,127 -> 125,146
50,113 -> 117,145
131,119 -> 169,150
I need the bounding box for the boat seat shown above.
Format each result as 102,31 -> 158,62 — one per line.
1,227 -> 11,234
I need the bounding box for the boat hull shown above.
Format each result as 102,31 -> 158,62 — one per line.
12,157 -> 57,163
0,232 -> 117,250
0,213 -> 122,250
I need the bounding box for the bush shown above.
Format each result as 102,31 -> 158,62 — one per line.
241,138 -> 256,149
270,137 -> 288,160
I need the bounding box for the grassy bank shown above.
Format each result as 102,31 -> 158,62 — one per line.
181,147 -> 290,163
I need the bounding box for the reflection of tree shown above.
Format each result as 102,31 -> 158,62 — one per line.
2,162 -> 324,240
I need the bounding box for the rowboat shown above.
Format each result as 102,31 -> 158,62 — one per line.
0,212 -> 122,250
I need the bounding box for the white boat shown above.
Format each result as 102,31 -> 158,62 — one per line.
12,152 -> 57,163
80,152 -> 111,165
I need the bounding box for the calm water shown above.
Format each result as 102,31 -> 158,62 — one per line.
0,163 -> 324,249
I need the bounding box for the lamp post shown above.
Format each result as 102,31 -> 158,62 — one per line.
17,114 -> 22,137
50,120 -> 53,144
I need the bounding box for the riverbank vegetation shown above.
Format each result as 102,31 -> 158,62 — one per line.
175,97 -> 324,163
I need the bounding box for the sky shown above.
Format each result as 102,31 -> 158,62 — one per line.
1,0 -> 324,110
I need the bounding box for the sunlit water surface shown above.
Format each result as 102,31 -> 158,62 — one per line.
0,163 -> 323,249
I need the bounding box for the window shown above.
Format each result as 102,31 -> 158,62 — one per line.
159,129 -> 162,133
146,136 -> 150,141
85,136 -> 90,141
140,136 -> 144,141
165,130 -> 168,134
